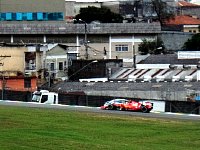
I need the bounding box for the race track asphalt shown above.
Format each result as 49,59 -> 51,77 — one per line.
0,100 -> 200,121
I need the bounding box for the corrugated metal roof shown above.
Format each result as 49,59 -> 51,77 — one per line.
0,23 -> 161,34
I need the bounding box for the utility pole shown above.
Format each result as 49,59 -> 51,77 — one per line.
84,22 -> 89,60
133,45 -> 136,68
73,19 -> 89,59
1,75 -> 5,100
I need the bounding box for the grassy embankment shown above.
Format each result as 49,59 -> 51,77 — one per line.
0,105 -> 200,150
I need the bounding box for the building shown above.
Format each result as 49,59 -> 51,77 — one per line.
110,53 -> 200,82
0,23 -> 161,66
177,0 -> 200,18
0,0 -> 195,92
165,15 -> 200,33
0,0 -> 65,22
45,44 -> 68,81
0,46 -> 37,92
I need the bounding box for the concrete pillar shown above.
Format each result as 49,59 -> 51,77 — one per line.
109,35 -> 112,59
197,70 -> 200,81
11,35 -> 13,43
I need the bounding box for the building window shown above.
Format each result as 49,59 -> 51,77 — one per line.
0,12 -> 64,21
6,13 -> 12,20
64,61 -> 67,67
59,62 -> 64,70
24,78 -> 31,88
115,45 -> 128,51
26,12 -> 33,20
50,63 -> 55,71
37,12 -> 43,20
16,13 -> 22,20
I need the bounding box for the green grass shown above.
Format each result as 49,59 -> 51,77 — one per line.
0,106 -> 200,150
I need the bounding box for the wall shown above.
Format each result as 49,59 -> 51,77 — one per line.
0,90 -> 32,101
165,101 -> 200,114
0,78 -> 37,92
65,1 -> 75,20
58,93 -> 200,114
0,47 -> 27,74
84,90 -> 187,102
68,59 -> 123,81
160,31 -> 194,51
0,89 -> 199,114
78,43 -> 109,60
183,25 -> 200,33
46,45 -> 67,79
181,7 -> 200,19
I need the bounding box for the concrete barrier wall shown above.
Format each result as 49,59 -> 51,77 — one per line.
85,90 -> 187,101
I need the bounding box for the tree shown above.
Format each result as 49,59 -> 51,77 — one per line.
151,0 -> 175,27
182,33 -> 200,50
74,6 -> 123,23
138,38 -> 165,55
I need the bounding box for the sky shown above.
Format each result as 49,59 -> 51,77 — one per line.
190,0 -> 200,4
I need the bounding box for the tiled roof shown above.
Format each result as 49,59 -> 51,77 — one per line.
165,15 -> 200,25
178,0 -> 200,7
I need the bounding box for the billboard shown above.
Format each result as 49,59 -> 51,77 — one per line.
178,51 -> 200,59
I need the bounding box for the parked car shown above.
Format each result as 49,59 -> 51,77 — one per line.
101,99 -> 153,113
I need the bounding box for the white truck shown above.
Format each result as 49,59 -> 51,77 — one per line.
32,90 -> 58,104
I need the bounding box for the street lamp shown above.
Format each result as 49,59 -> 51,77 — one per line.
68,60 -> 98,81
73,19 -> 89,59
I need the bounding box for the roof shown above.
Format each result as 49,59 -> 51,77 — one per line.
52,81 -> 200,92
140,54 -> 200,65
108,54 -> 200,82
0,23 -> 161,34
178,0 -> 200,7
165,15 -> 200,25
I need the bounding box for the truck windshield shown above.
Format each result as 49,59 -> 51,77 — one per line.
32,95 -> 41,102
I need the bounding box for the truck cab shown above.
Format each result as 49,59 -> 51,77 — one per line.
32,90 -> 58,104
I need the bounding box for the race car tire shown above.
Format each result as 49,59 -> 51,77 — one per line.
141,106 -> 148,113
108,105 -> 113,110
146,109 -> 150,113
117,107 -> 124,111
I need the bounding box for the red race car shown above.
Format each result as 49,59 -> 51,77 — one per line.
101,99 -> 153,113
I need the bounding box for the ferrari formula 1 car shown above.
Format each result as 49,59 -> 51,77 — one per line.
100,99 -> 153,113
